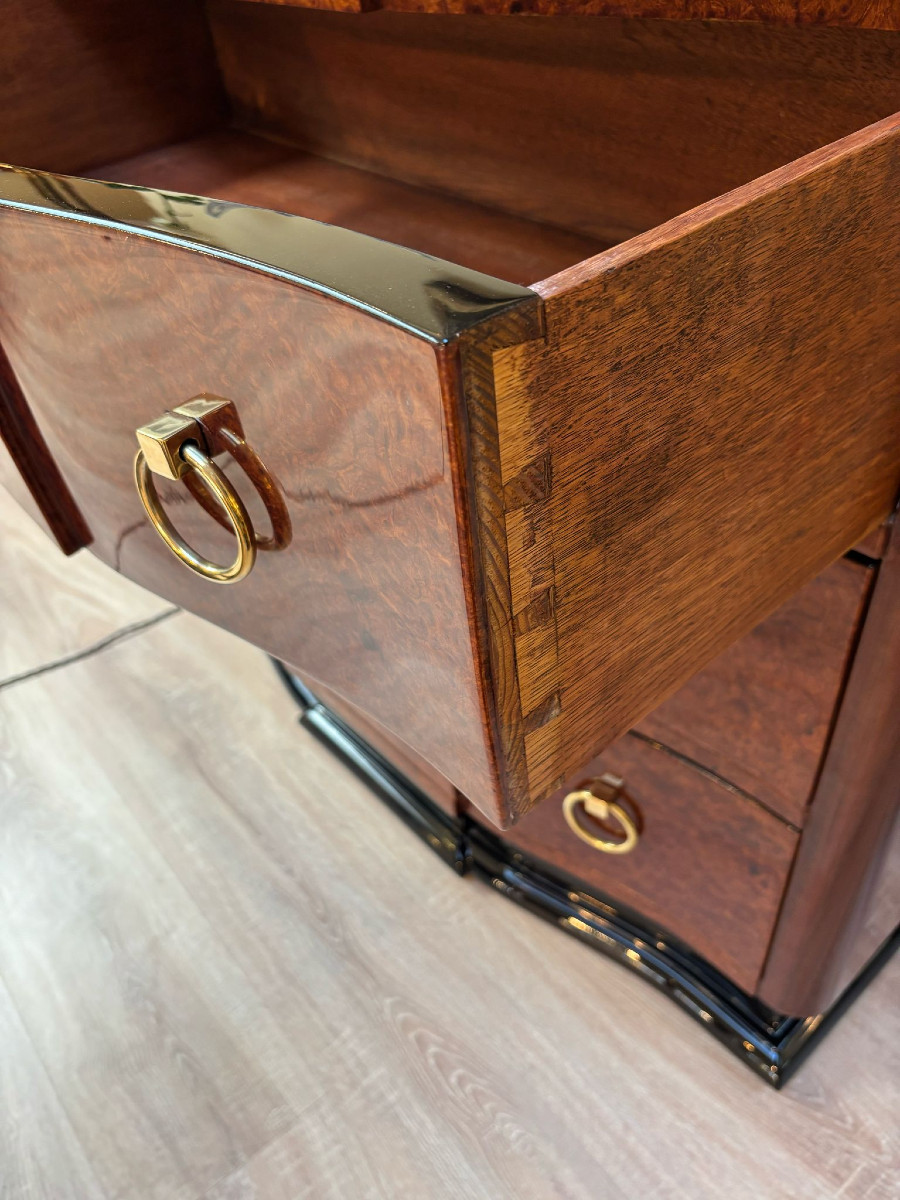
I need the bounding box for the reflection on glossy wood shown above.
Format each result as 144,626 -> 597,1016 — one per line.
492,114 -> 900,806
479,733 -> 797,993
209,6 -> 900,245
295,670 -> 462,815
97,130 -> 604,286
0,197 -> 522,815
638,559 -> 873,827
0,342 -> 91,554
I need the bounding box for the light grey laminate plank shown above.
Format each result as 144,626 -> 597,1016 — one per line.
0,655 -> 309,1200
1,609 -> 896,1199
0,484 -> 172,681
0,973 -> 108,1200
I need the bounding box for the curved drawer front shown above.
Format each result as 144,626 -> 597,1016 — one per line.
0,170 -> 539,815
1,112 -> 898,828
497,735 -> 798,992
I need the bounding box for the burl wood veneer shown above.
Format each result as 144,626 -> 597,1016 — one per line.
486,733 -> 798,993
1,107 -> 898,824
1,0 -> 898,1047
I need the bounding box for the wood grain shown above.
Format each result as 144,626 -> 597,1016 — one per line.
0,665 -> 303,1200
2,510 -> 898,1196
491,113 -> 900,809
0,201 -> 510,815
0,976 -> 108,1200
208,6 -> 900,245
760,519 -> 900,1015
97,129 -> 603,286
233,0 -> 899,28
637,558 -> 874,827
478,734 -> 798,992
0,0 -> 225,177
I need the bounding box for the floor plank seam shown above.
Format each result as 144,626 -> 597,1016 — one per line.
0,606 -> 182,693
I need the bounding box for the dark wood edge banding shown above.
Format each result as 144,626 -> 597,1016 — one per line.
0,341 -> 91,554
0,164 -> 538,344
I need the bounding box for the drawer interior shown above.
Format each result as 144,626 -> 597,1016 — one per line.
93,130 -> 604,286
3,1 -> 898,287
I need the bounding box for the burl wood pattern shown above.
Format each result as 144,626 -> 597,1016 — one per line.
0,0 -> 225,176
97,130 -> 603,287
208,6 -> 900,246
491,114 -> 900,807
485,734 -> 797,993
0,208 -> 505,809
234,0 -> 898,29
760,520 -> 900,1015
638,559 -> 874,827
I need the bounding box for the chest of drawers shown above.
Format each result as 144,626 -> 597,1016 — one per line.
1,0 -> 898,1083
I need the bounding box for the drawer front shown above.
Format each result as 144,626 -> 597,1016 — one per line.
1,114 -> 898,828
496,735 -> 798,993
637,557 -> 873,826
0,168 -> 540,822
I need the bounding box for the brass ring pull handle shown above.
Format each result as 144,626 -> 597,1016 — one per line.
134,396 -> 266,585
182,425 -> 292,552
562,775 -> 640,855
134,442 -> 256,583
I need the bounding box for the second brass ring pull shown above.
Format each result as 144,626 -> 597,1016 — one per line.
562,787 -> 639,855
134,442 -> 257,584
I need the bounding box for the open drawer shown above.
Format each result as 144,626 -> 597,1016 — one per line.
1,4 -> 898,826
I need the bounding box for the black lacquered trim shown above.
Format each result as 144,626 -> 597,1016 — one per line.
0,164 -> 537,344
274,661 -> 899,1088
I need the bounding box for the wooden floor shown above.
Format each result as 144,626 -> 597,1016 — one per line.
1,487 -> 898,1200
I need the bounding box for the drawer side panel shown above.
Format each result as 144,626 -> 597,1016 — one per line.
492,113 -> 900,811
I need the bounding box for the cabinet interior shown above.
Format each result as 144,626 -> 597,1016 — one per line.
2,0 -> 898,286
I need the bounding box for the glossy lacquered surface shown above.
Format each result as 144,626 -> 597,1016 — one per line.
761,519 -> 900,1013
0,167 -> 535,343
0,181 -> 527,807
280,666 -> 900,1089
482,734 -> 797,992
96,129 -> 602,287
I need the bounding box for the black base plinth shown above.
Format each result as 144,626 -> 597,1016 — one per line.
275,662 -> 899,1089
